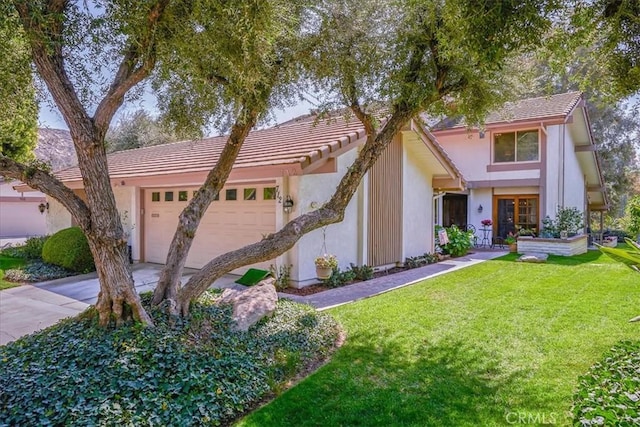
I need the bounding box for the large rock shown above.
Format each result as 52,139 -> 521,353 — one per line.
517,252 -> 548,263
219,278 -> 278,331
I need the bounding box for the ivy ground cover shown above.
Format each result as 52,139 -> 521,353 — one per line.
240,250 -> 639,426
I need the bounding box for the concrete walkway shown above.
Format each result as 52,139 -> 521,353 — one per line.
0,250 -> 507,345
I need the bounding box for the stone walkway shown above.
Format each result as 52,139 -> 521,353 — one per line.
1,250 -> 507,345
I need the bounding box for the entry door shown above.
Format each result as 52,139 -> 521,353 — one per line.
443,194 -> 468,228
494,196 -> 539,238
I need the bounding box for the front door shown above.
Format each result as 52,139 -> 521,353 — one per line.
494,195 -> 539,238
443,194 -> 468,228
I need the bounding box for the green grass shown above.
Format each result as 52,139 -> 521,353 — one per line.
0,255 -> 25,290
239,250 -> 640,426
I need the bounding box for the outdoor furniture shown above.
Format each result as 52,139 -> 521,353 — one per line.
479,227 -> 492,248
492,236 -> 505,249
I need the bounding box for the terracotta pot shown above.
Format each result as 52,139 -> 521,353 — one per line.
509,243 -> 517,253
315,266 -> 333,280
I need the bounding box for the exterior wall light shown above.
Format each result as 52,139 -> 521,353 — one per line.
477,204 -> 483,213
283,195 -> 294,213
38,202 -> 49,214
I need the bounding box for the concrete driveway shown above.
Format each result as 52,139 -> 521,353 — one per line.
0,264 -> 239,345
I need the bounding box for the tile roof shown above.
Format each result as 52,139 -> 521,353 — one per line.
432,91 -> 583,129
55,115 -> 368,182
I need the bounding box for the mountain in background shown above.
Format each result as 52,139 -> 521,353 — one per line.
35,128 -> 76,171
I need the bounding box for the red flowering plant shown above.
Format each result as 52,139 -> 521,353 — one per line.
481,219 -> 492,227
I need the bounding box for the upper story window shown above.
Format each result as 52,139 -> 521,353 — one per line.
494,130 -> 539,163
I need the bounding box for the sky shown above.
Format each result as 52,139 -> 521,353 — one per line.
38,90 -> 316,134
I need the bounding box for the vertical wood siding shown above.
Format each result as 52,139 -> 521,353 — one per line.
368,136 -> 403,266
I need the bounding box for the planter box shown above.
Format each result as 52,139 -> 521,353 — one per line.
517,235 -> 588,256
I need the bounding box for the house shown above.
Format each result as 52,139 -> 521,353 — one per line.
430,91 -> 607,241
40,115 -> 465,287
28,91 -> 606,286
1,129 -> 75,238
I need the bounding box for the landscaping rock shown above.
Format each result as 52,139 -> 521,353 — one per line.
517,252 -> 548,263
220,278 -> 278,331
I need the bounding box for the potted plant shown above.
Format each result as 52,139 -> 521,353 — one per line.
505,232 -> 517,252
314,254 -> 338,279
481,219 -> 493,228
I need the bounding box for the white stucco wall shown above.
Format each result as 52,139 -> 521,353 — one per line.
562,125 -> 586,212
288,149 -> 361,286
0,182 -> 47,237
544,124 -> 586,221
46,198 -> 72,234
402,143 -> 434,257
467,188 -> 493,231
113,186 -> 138,261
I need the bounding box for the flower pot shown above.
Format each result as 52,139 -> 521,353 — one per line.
315,266 -> 333,280
509,243 -> 517,253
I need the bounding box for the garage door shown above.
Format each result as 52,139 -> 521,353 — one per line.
144,184 -> 277,272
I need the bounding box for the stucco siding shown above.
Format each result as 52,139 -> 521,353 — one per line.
288,149 -> 360,286
467,188 -> 493,231
562,126 -> 586,212
46,198 -> 72,234
0,183 -> 47,237
402,141 -> 434,257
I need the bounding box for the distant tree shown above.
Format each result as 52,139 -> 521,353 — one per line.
0,10 -> 37,163
106,109 -> 179,153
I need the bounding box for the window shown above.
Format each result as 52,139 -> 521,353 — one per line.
263,187 -> 276,200
151,192 -> 160,202
494,195 -> 539,237
493,130 -> 539,163
225,189 -> 237,201
178,191 -> 188,201
244,188 -> 256,200
164,191 -> 174,202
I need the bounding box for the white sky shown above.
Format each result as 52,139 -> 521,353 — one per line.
38,92 -> 316,133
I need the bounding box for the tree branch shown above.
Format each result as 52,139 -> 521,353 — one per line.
93,0 -> 170,135
14,0 -> 93,139
0,155 -> 91,230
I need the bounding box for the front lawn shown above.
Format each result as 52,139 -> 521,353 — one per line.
240,250 -> 640,426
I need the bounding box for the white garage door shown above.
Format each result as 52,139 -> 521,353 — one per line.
144,184 -> 277,272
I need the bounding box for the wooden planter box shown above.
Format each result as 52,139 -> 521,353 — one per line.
517,235 -> 588,256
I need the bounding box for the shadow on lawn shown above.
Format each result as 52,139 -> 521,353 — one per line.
244,331 -> 547,426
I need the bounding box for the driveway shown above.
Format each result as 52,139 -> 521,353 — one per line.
0,264 -> 239,345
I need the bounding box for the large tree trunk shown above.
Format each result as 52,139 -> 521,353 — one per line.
173,107 -> 414,315
74,132 -> 154,326
152,109 -> 259,309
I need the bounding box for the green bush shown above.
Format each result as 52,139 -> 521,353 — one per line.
322,267 -> 356,288
0,296 -> 340,426
42,227 -> 95,273
441,225 -> 473,257
572,340 -> 640,425
349,263 -> 374,281
22,235 -> 49,259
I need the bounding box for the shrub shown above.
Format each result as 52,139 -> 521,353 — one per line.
572,340 -> 640,425
349,263 -> 374,281
404,256 -> 426,269
441,225 -> 473,257
322,267 -> 355,288
0,296 -> 340,426
21,235 -> 49,259
541,206 -> 584,237
42,227 -> 95,273
269,264 -> 292,291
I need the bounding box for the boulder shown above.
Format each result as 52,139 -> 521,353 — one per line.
517,252 -> 548,263
220,278 -> 278,331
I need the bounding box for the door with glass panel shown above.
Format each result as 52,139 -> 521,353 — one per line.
493,196 -> 539,238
